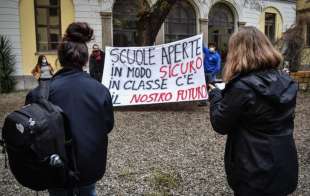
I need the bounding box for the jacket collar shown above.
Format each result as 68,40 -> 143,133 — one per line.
228,73 -> 242,83
224,72 -> 242,88
223,72 -> 248,93
52,66 -> 84,79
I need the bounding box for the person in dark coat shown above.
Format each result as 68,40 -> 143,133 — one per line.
89,44 -> 105,82
208,26 -> 298,196
26,22 -> 114,196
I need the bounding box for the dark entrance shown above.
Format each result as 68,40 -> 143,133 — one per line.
208,3 -> 235,62
164,0 -> 197,43
113,0 -> 150,47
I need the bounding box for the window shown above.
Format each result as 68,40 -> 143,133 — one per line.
208,3 -> 235,62
113,0 -> 149,47
307,23 -> 310,47
164,1 -> 196,43
265,13 -> 276,43
35,0 -> 61,52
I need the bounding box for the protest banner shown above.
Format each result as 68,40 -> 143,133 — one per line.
102,34 -> 207,106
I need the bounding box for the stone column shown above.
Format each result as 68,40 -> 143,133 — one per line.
100,12 -> 113,48
199,18 -> 208,44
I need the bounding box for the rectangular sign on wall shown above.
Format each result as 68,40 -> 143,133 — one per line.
102,34 -> 207,106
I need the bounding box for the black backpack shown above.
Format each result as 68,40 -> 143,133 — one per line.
0,84 -> 79,191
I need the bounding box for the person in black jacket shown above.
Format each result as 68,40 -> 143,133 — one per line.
89,44 -> 105,82
208,26 -> 298,196
26,22 -> 114,196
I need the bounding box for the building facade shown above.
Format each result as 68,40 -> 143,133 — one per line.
0,0 -> 296,89
297,0 -> 310,69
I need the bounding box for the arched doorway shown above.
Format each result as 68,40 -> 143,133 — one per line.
208,3 -> 235,61
164,0 -> 197,43
112,0 -> 150,47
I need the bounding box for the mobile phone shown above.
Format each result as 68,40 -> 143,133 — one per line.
215,82 -> 225,90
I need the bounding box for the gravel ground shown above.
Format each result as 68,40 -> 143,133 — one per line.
0,91 -> 309,196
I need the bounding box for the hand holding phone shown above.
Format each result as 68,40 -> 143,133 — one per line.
208,84 -> 216,92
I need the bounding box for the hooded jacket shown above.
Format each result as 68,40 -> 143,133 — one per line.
209,69 -> 298,195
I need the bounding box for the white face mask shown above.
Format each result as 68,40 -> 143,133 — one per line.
209,47 -> 215,52
42,59 -> 47,63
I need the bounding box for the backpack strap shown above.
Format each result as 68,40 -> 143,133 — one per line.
67,139 -> 79,182
63,116 -> 80,189
66,138 -> 80,196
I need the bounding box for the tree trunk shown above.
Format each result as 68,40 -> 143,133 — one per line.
278,14 -> 310,71
137,0 -> 177,46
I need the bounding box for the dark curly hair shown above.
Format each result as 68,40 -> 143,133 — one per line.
58,22 -> 94,69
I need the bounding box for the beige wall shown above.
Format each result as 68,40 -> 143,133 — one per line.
19,0 -> 75,75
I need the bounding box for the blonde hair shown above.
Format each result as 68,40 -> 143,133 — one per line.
223,26 -> 283,82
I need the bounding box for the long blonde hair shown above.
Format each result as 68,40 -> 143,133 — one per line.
223,26 -> 283,82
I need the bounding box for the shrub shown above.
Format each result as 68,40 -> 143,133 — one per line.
0,35 -> 16,93
149,168 -> 182,194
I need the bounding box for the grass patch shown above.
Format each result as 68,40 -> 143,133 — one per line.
144,191 -> 171,196
148,168 -> 182,195
0,91 -> 27,125
118,167 -> 136,181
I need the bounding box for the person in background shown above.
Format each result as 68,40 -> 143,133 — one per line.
32,55 -> 54,81
199,43 -> 221,106
27,22 -> 114,196
89,44 -> 105,82
203,43 -> 221,83
32,55 -> 54,80
208,26 -> 298,196
282,60 -> 290,74
30,55 -> 54,99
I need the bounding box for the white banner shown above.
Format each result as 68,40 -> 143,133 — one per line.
102,34 -> 207,106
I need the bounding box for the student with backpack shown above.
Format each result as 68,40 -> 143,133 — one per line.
48,22 -> 114,196
17,22 -> 114,195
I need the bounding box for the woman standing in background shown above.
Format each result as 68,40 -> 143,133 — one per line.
32,55 -> 54,81
31,55 -> 54,98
